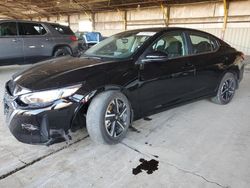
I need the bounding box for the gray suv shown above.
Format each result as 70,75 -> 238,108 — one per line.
0,20 -> 78,66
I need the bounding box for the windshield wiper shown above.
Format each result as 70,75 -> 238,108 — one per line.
81,55 -> 102,60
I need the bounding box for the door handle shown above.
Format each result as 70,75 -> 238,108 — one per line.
45,38 -> 50,41
12,39 -> 21,42
182,63 -> 194,69
181,63 -> 196,76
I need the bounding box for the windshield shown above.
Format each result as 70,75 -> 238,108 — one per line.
84,31 -> 156,59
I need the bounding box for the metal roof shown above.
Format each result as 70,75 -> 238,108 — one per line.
0,0 -> 221,19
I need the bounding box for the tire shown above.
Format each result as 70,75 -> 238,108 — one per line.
53,47 -> 71,57
211,72 -> 237,105
86,91 -> 131,144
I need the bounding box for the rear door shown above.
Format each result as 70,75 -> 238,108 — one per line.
18,22 -> 54,63
0,21 -> 24,65
185,31 -> 222,95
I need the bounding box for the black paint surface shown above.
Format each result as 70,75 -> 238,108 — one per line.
132,158 -> 159,175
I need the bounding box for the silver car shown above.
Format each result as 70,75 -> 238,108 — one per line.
0,20 -> 78,66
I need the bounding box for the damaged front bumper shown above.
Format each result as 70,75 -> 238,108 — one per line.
3,90 -> 86,145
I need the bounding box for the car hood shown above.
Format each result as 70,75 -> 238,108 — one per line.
12,56 -> 114,91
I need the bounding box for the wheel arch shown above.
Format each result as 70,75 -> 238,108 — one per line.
215,66 -> 240,93
227,66 -> 240,80
52,44 -> 72,56
226,65 -> 240,88
69,85 -> 134,130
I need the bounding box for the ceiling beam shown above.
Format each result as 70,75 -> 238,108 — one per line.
0,4 -> 31,19
0,0 -> 223,19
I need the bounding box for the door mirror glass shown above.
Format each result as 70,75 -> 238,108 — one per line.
142,51 -> 168,63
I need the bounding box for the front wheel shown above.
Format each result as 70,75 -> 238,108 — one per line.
86,91 -> 131,144
211,72 -> 237,105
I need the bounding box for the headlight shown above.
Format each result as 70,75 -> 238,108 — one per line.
19,84 -> 81,106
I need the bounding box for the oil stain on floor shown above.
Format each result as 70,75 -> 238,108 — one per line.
132,158 -> 159,175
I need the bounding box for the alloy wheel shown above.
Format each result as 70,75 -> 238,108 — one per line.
105,98 -> 128,138
220,78 -> 236,102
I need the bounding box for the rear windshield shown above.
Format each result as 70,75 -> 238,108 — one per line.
50,24 -> 74,35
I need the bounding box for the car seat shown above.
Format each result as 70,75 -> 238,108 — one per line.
167,41 -> 182,58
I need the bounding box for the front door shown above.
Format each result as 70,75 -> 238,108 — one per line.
138,31 -> 197,115
0,21 -> 24,65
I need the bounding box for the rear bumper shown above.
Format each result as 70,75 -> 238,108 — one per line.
4,93 -> 81,145
70,42 -> 80,56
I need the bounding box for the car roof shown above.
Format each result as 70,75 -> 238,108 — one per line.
119,27 -> 222,42
120,27 -> 209,34
0,19 -> 66,26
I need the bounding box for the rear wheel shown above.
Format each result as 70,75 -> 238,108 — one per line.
86,91 -> 131,144
53,47 -> 71,57
211,72 -> 237,105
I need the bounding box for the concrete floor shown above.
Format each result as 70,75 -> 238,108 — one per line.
0,63 -> 250,188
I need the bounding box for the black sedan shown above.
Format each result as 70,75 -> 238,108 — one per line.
4,27 -> 245,145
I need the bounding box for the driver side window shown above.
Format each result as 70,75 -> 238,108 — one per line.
152,32 -> 186,59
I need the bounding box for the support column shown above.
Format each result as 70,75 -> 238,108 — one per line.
161,4 -> 170,27
221,0 -> 229,40
124,10 -> 127,30
91,13 -> 95,31
67,15 -> 70,26
166,5 -> 170,27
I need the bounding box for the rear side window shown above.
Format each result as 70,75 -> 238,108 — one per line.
0,22 -> 17,36
189,33 -> 218,54
18,23 -> 47,35
50,24 -> 74,35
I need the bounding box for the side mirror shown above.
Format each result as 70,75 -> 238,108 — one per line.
142,51 -> 168,63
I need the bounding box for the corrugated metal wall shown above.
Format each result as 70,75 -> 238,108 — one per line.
92,1 -> 250,54
126,8 -> 165,30
37,0 -> 250,55
94,11 -> 125,36
224,28 -> 250,55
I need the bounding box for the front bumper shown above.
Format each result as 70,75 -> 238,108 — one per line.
4,91 -> 82,145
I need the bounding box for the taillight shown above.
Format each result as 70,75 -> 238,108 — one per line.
70,35 -> 77,41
